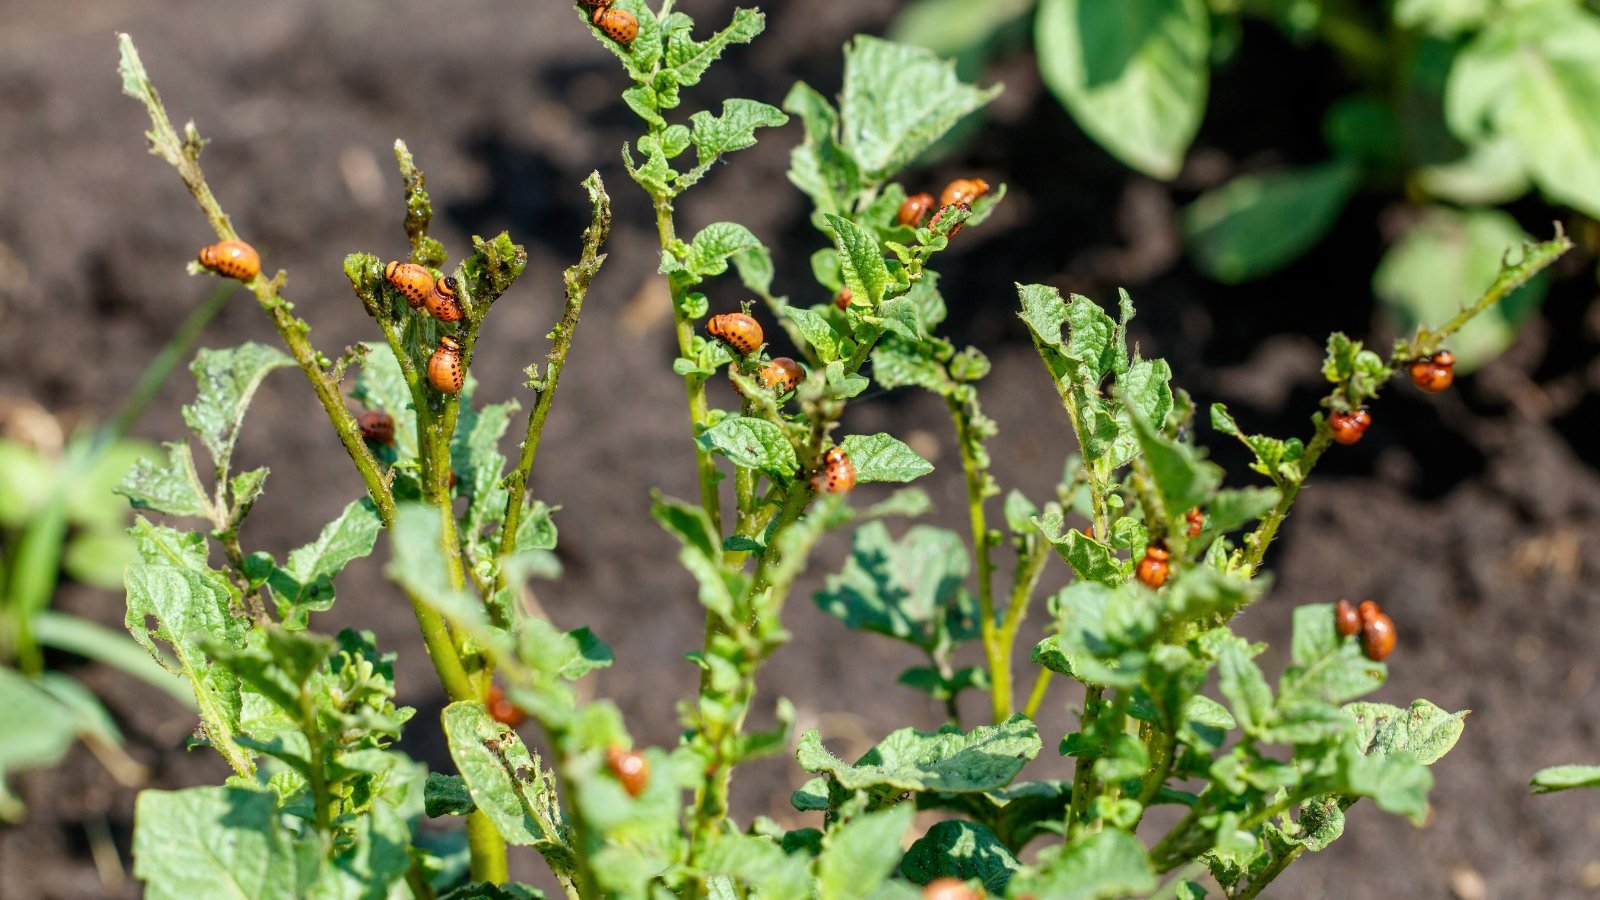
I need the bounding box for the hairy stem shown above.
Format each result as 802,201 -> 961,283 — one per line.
950,393 -> 1003,723
1241,228 -> 1571,575
497,173 -> 611,602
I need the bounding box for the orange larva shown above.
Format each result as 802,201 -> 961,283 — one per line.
1361,611 -> 1396,662
1328,408 -> 1371,445
939,178 -> 990,209
591,6 -> 638,44
356,410 -> 395,446
759,357 -> 803,393
1409,350 -> 1455,393
922,878 -> 979,900
1185,507 -> 1204,538
898,192 -> 935,227
1357,600 -> 1381,627
197,240 -> 261,281
424,275 -> 465,322
1136,543 -> 1170,588
385,261 -> 435,309
606,746 -> 649,797
486,684 -> 525,728
428,334 -> 465,394
812,446 -> 856,494
834,286 -> 853,310
707,313 -> 764,356
1334,598 -> 1361,638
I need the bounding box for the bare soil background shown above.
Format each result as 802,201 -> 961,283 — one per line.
3,1 -> 1600,897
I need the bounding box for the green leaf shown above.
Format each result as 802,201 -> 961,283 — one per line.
915,780 -> 1073,852
697,417 -> 799,480
664,7 -> 765,87
890,0 -> 1035,63
314,800 -> 413,898
352,342 -> 419,463
0,669 -> 82,821
1035,0 -> 1210,179
1446,3 -> 1600,219
1034,507 -> 1124,587
453,400 -> 517,537
442,702 -> 571,859
1532,765 -> 1600,795
840,433 -> 934,483
872,341 -> 948,393
124,558 -> 252,775
689,99 -> 789,169
1215,635 -> 1273,737
1205,487 -> 1280,534
784,83 -> 861,219
132,786 -> 298,900
1396,0 -> 1491,36
1128,404 -> 1222,521
1281,604 -> 1384,707
440,885 -> 546,900
825,215 -> 891,308
1108,357 -> 1173,468
698,832 -> 810,900
0,439 -> 54,525
796,714 -> 1040,795
268,499 -> 383,628
839,36 -> 1001,179
1373,206 -> 1545,371
676,222 -> 766,283
1344,699 -> 1467,767
68,437 -> 158,529
814,521 -> 977,654
385,504 -> 479,623
426,772 -> 477,817
117,441 -> 211,518
1182,160 -> 1360,283
816,804 -> 916,900
180,343 -> 294,473
900,819 -> 1019,893
1006,829 -> 1156,899
652,492 -> 739,620
64,528 -> 142,590
786,306 -> 844,362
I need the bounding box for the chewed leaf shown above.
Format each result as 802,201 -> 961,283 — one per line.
796,714 -> 1039,795
814,520 -> 977,653
840,433 -> 933,483
840,36 -> 1001,178
181,343 -> 293,474
697,416 -> 798,480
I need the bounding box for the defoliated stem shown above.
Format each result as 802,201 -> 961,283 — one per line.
654,198 -> 724,534
949,394 -> 1003,723
118,37 -> 487,703
497,174 -> 611,598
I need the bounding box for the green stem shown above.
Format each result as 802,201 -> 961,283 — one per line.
654,198 -> 723,535
497,174 -> 611,599
1067,685 -> 1104,834
1239,228 -> 1572,577
1022,669 -> 1054,720
465,811 -> 509,883
950,394 -> 1003,723
996,534 -> 1050,711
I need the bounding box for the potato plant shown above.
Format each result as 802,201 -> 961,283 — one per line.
113,4 -> 1569,897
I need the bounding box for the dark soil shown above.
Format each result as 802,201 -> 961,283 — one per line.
3,0 -> 1600,897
